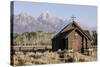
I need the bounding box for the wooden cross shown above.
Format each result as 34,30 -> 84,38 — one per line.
71,16 -> 76,21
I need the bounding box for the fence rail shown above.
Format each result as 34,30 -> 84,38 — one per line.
11,46 -> 52,52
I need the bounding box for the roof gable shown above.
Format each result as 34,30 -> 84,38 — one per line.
52,21 -> 92,40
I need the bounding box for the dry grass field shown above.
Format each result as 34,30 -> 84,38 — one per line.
11,49 -> 97,66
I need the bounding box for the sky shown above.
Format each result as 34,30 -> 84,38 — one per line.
13,1 -> 97,27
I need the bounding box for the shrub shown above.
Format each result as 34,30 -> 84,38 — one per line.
78,58 -> 85,62
13,52 -> 35,66
35,51 -> 59,64
13,55 -> 19,65
25,52 -> 35,57
64,54 -> 75,62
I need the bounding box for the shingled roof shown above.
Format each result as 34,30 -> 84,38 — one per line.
52,21 -> 92,40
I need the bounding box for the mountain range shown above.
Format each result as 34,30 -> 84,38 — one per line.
13,11 -> 97,34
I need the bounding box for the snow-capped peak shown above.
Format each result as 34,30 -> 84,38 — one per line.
18,12 -> 29,17
38,10 -> 49,21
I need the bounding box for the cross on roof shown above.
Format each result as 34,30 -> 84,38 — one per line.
71,16 -> 76,21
